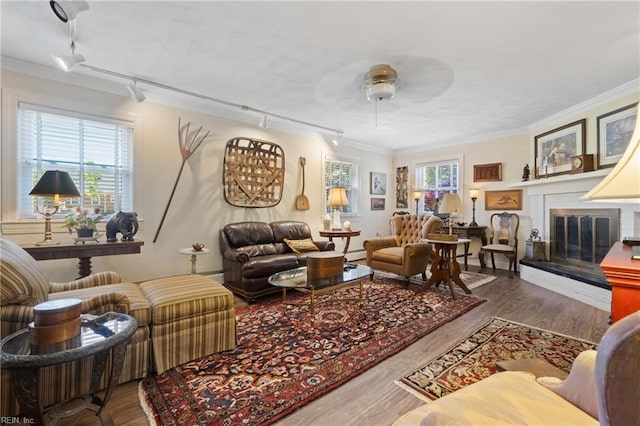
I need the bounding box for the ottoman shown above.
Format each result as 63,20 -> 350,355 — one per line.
140,274 -> 236,373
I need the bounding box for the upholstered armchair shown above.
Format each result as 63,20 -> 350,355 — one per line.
0,236 -> 151,416
363,214 -> 443,280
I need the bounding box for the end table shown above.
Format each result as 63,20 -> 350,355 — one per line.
179,247 -> 210,274
318,230 -> 361,254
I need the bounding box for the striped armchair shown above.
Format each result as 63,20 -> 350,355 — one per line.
0,236 -> 151,417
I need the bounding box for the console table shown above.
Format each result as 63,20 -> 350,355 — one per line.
450,225 -> 488,270
23,241 -> 144,278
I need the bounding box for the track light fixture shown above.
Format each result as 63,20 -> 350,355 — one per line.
55,41 -> 85,72
127,81 -> 146,103
332,131 -> 343,146
50,0 -> 89,23
259,114 -> 268,129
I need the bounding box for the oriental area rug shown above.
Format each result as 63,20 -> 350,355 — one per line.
139,276 -> 486,425
400,317 -> 598,401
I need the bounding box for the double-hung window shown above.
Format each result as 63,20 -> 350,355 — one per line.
18,103 -> 134,218
415,160 -> 459,213
324,157 -> 358,216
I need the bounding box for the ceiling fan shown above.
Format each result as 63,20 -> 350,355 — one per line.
362,64 -> 398,103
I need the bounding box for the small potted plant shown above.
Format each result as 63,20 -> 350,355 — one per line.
62,207 -> 104,238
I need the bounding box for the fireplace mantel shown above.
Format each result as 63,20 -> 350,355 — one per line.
508,169 -> 608,196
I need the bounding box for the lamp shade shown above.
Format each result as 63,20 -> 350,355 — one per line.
469,189 -> 479,199
327,187 -> 349,207
439,193 -> 462,214
581,102 -> 640,203
29,170 -> 81,198
413,191 -> 422,201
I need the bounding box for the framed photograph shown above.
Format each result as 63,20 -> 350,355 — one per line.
371,198 -> 385,210
534,119 -> 586,178
370,172 -> 386,195
473,163 -> 502,182
395,166 -> 408,208
485,189 -> 523,211
597,103 -> 637,169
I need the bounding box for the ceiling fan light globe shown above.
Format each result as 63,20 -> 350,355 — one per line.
365,82 -> 396,102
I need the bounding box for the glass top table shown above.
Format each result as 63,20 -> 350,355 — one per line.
1,312 -> 137,425
268,264 -> 373,322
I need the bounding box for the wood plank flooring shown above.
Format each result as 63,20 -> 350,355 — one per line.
67,269 -> 610,425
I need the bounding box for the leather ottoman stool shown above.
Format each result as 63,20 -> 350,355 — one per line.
140,274 -> 236,373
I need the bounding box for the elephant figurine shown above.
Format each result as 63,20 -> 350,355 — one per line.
106,212 -> 139,242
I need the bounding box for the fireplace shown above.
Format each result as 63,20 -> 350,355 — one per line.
549,208 -> 620,271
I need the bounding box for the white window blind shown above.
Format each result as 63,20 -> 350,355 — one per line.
18,103 -> 134,218
324,158 -> 358,215
415,160 -> 459,213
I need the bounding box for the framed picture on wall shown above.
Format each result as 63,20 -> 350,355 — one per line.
473,163 -> 502,182
485,189 -> 523,210
597,103 -> 637,169
395,166 -> 408,208
534,119 -> 586,178
371,198 -> 385,210
370,172 -> 386,195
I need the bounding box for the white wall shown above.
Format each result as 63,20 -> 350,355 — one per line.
1,70 -> 391,282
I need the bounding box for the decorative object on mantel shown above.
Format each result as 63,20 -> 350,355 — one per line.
106,212 -> 139,242
153,117 -> 212,243
223,137 -> 284,208
473,162 -> 502,182
396,166 -> 409,208
29,170 -> 81,246
582,101 -> 640,204
485,189 -> 523,211
295,157 -> 310,210
596,103 -> 637,169
534,118 -> 586,179
469,189 -> 479,226
521,163 -> 531,181
570,154 -> 595,174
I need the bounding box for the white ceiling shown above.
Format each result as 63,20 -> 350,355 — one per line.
1,1 -> 639,153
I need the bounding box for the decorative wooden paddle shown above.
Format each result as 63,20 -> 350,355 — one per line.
153,117 -> 211,243
295,157 -> 310,210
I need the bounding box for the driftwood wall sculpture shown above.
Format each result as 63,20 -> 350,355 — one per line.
153,117 -> 211,243
223,137 -> 284,208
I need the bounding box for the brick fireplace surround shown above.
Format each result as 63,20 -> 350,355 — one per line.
512,170 -> 638,312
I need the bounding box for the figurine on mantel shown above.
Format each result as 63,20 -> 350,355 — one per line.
522,163 -> 531,181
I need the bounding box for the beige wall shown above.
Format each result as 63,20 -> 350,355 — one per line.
1,70 -> 392,282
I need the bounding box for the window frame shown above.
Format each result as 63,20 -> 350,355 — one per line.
414,159 -> 460,214
0,88 -> 142,235
323,155 -> 359,217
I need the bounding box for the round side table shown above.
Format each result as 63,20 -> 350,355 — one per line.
0,312 -> 137,425
179,247 -> 210,274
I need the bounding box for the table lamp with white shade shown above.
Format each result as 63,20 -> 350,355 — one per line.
439,193 -> 463,235
327,187 -> 349,230
29,170 -> 81,245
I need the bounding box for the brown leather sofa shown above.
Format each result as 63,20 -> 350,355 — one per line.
219,221 -> 335,301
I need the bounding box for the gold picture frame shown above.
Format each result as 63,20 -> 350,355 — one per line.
473,163 -> 502,182
485,189 -> 523,211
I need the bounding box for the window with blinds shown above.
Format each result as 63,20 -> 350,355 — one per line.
18,103 -> 134,218
324,158 -> 358,215
415,160 -> 459,213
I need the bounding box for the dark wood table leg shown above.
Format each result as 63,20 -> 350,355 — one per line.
449,245 -> 471,296
78,256 -> 92,278
421,245 -> 445,292
462,241 -> 470,271
342,237 -> 351,254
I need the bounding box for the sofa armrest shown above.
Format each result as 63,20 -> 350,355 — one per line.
223,248 -> 250,264
49,271 -> 122,293
537,350 -> 598,419
314,240 -> 335,251
80,293 -> 130,316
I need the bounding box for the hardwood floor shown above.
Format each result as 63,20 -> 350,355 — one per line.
69,269 -> 610,425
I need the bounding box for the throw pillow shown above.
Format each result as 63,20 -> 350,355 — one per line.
284,238 -> 320,253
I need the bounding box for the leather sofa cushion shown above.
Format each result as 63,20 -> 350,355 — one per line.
271,221 -> 313,243
242,254 -> 300,278
237,243 -> 279,257
372,247 -> 404,265
224,222 -> 274,248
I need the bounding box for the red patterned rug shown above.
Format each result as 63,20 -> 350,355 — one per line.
400,317 -> 598,401
139,276 -> 486,425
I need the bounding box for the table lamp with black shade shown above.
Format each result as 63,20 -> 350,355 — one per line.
29,170 -> 80,245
